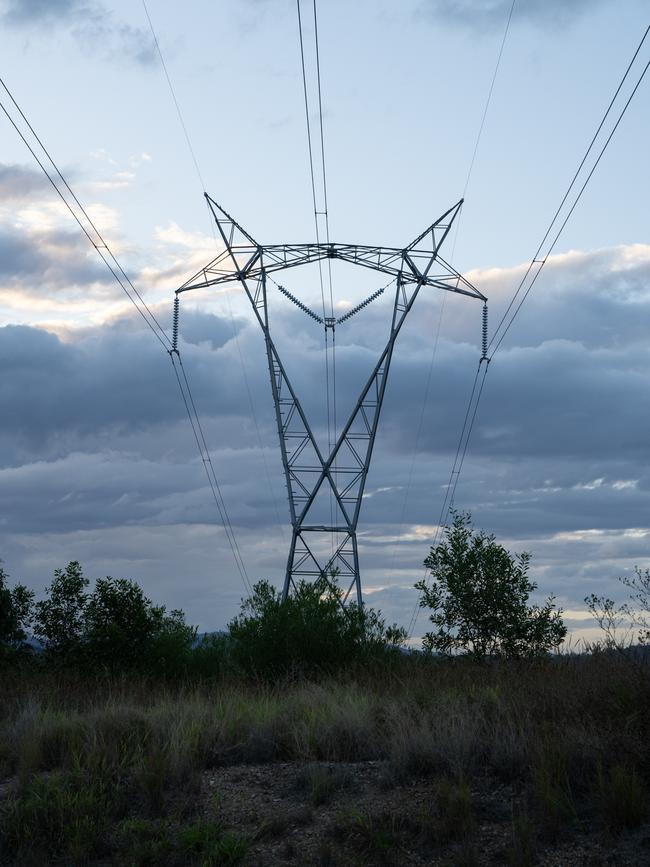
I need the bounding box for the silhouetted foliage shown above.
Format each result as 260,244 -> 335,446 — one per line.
0,564 -> 34,659
83,576 -> 196,674
33,562 -> 195,673
228,574 -> 406,677
416,512 -> 566,659
585,565 -> 650,649
33,561 -> 88,661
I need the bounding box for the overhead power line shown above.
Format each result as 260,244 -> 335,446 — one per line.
0,77 -> 171,351
408,24 -> 650,640
402,0 -> 517,638
489,28 -> 650,356
296,0 -> 337,552
170,351 -> 252,593
142,0 -> 288,544
441,22 -> 650,524
142,0 -> 206,192
0,74 -> 253,592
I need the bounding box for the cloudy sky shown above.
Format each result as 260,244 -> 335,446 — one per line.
1,0 -> 649,643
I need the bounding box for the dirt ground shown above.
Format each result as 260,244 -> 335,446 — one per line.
203,761 -> 650,866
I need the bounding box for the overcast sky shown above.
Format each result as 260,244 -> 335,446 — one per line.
1,0 -> 649,644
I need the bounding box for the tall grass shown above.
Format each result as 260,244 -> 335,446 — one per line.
0,653 -> 649,864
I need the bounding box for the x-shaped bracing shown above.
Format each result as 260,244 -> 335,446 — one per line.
178,195 -> 486,605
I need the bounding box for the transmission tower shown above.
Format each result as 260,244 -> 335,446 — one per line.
176,195 -> 486,605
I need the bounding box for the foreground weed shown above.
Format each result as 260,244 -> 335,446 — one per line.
532,740 -> 578,838
505,807 -> 537,867
597,764 -> 647,833
116,818 -> 174,866
255,806 -> 313,840
0,770 -> 125,865
297,763 -> 352,806
436,778 -> 474,842
399,778 -> 475,854
333,808 -> 407,866
178,819 -> 248,866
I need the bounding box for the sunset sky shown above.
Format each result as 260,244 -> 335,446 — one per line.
1,0 -> 649,643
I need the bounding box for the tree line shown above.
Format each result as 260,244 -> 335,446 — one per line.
1,512 -> 647,676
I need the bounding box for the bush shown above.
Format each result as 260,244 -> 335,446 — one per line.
84,577 -> 196,674
0,565 -> 34,660
228,575 -> 406,677
585,565 -> 650,648
33,561 -> 88,662
33,562 -> 196,674
416,512 -> 566,659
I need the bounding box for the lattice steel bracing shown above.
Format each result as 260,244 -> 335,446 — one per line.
178,195 -> 486,605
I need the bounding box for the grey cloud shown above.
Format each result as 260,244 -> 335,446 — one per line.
179,310 -> 245,350
0,226 -> 110,291
0,163 -> 51,201
0,320 -> 261,453
2,0 -> 82,25
419,0 -> 607,31
2,0 -> 155,66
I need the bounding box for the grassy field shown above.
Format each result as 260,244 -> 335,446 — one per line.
1,652 -> 649,866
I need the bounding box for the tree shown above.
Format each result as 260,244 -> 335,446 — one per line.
33,561 -> 88,660
0,564 -> 34,657
415,512 -> 566,659
620,566 -> 650,645
228,574 -> 406,677
84,576 -> 196,671
33,562 -> 196,672
585,566 -> 650,648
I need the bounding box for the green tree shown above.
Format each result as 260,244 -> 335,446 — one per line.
228,574 -> 406,677
416,512 -> 566,659
33,561 -> 88,660
33,562 -> 196,672
0,564 -> 34,656
84,577 -> 196,672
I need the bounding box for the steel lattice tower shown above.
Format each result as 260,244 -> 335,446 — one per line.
177,195 -> 486,604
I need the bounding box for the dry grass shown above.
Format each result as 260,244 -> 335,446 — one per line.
0,653 -> 649,864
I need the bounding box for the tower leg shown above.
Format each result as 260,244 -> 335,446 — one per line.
282,529 -> 298,602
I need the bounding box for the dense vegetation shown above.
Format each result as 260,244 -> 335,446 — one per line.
0,518 -> 648,865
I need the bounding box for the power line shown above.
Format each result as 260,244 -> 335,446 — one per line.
401,1 -> 516,637
490,46 -> 650,355
464,0 -> 516,200
489,26 -> 650,354
170,352 -> 251,592
408,25 -> 650,639
440,23 -> 650,524
142,0 -> 206,192
0,78 -> 171,351
0,74 -> 253,592
142,0 -> 288,545
312,0 -> 338,549
296,0 -> 336,550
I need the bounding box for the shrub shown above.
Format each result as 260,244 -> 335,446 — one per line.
0,770 -> 126,865
597,764 -> 647,832
0,565 -> 34,660
416,512 -> 566,658
228,574 -> 406,677
586,565 -> 650,648
33,562 -> 196,674
84,577 -> 196,674
33,561 -> 88,662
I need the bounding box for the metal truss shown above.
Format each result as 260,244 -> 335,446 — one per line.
178,194 -> 486,605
